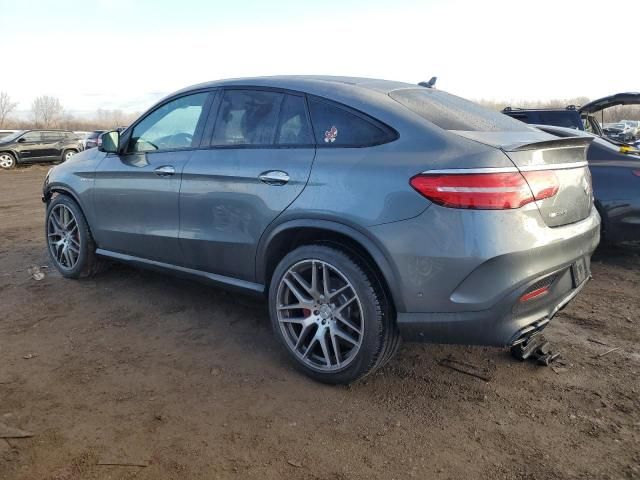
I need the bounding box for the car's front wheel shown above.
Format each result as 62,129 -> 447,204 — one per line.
269,245 -> 399,384
46,195 -> 101,278
0,152 -> 16,170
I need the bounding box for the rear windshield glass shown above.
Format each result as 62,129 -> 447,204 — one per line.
390,89 -> 530,132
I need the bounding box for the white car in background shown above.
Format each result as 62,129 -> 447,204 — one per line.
73,131 -> 91,148
619,120 -> 640,140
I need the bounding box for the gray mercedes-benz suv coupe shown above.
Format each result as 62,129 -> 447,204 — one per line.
43,76 -> 600,384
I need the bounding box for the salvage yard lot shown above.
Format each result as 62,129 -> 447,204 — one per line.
1,166 -> 639,480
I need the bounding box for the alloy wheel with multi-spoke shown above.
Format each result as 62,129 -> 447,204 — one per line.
0,153 -> 15,169
64,150 -> 76,162
47,204 -> 81,270
276,259 -> 364,372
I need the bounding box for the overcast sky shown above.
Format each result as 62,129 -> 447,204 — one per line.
2,0 -> 639,115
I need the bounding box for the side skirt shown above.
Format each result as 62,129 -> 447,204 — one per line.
95,249 -> 265,296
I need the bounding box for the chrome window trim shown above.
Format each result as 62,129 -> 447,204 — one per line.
421,167 -> 518,175
422,161 -> 588,175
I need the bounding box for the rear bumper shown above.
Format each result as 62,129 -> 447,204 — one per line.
397,274 -> 590,346
368,203 -> 600,346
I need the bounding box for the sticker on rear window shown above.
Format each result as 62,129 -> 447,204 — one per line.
324,126 -> 338,143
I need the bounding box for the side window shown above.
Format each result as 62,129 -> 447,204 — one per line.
129,92 -> 208,152
212,90 -> 283,146
276,95 -> 313,145
43,132 -> 63,141
308,98 -> 394,147
21,132 -> 42,142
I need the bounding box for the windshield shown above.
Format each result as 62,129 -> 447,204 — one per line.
390,88 -> 531,132
0,130 -> 25,142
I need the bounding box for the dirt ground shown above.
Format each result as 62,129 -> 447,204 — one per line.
0,165 -> 638,480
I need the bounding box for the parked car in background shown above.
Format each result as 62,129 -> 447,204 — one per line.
73,130 -> 90,141
501,105 -> 588,131
603,123 -> 634,142
503,92 -> 640,142
0,130 -> 83,169
536,124 -> 640,245
0,129 -> 18,140
42,76 -> 599,383
619,120 -> 640,140
84,130 -> 106,149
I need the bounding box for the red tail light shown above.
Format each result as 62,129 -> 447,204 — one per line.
633,170 -> 640,177
519,286 -> 549,302
410,170 -> 559,210
521,170 -> 560,201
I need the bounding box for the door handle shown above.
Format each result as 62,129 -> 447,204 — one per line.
154,165 -> 175,177
259,170 -> 290,185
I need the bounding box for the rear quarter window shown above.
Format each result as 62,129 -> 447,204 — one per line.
308,97 -> 396,147
390,88 -> 530,132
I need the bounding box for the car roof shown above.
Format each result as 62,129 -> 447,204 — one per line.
175,76 -> 417,96
157,76 -> 433,132
24,129 -> 74,133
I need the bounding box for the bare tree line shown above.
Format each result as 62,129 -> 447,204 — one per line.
0,92 -> 19,127
2,91 -> 639,132
0,92 -> 140,131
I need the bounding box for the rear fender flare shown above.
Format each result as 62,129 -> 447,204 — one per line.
256,218 -> 405,312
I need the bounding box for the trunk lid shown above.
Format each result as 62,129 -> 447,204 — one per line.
451,131 -> 594,227
578,92 -> 640,114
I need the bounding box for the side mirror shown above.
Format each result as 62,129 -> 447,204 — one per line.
17,137 -> 26,143
99,130 -> 120,153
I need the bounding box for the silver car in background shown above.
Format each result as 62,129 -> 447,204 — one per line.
42,76 -> 600,383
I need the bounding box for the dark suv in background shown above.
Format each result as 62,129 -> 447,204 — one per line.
84,130 -> 106,149
501,105 -> 603,135
0,130 -> 83,169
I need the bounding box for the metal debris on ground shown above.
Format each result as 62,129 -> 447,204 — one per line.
596,346 -> 622,358
511,335 -> 561,366
439,357 -> 492,382
27,265 -> 46,281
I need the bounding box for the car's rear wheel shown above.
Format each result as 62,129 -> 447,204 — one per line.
269,245 -> 399,384
46,195 -> 101,278
0,152 -> 16,170
62,149 -> 77,162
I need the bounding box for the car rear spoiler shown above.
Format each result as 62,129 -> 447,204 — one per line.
501,136 -> 593,152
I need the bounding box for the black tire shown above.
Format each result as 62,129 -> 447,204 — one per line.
45,194 -> 102,279
0,152 -> 16,170
269,245 -> 399,384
